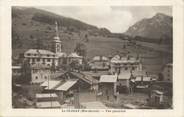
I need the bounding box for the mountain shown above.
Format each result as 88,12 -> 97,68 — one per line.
125,13 -> 172,39
12,7 -> 111,49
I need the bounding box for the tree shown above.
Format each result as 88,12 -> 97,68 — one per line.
21,59 -> 31,84
74,42 -> 87,57
158,73 -> 164,81
69,60 -> 80,72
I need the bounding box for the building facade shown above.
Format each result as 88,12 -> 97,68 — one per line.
30,64 -> 51,84
110,55 -> 142,75
162,63 -> 172,82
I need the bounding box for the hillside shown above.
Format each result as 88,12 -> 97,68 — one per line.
12,7 -> 124,58
125,13 -> 172,40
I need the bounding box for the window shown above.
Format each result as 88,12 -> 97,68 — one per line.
27,53 -> 31,56
37,58 -> 40,62
44,76 -> 47,79
35,76 -> 38,80
32,58 -> 35,63
125,67 -> 128,70
47,58 -> 51,62
43,58 -> 45,64
47,54 -> 50,57
132,67 -> 135,70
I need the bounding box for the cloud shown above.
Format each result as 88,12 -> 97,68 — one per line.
37,6 -> 171,33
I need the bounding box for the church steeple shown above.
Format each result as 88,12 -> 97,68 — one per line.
55,21 -> 59,38
52,21 -> 62,53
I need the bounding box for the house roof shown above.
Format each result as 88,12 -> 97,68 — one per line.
81,101 -> 108,109
132,70 -> 146,77
118,71 -> 131,80
36,101 -> 61,108
111,55 -> 140,63
135,76 -> 151,81
36,93 -> 58,98
56,80 -> 77,91
99,75 -> 117,83
41,80 -> 61,89
93,56 -> 108,61
70,72 -> 98,84
68,52 -> 82,58
25,49 -> 55,56
56,52 -> 67,57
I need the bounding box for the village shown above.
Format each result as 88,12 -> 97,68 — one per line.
12,21 -> 173,109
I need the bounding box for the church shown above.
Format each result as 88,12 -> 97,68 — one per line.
23,21 -> 83,83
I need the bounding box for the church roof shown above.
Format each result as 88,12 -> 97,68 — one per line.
25,49 -> 55,56
56,52 -> 67,57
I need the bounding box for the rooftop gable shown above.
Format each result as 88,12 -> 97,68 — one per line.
100,75 -> 117,83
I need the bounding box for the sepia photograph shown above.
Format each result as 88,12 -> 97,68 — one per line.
11,6 -> 173,109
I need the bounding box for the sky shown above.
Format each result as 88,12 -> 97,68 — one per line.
36,6 -> 172,33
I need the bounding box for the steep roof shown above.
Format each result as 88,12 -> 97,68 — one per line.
41,80 -> 61,89
56,80 -> 77,91
68,52 -> 82,58
99,75 -> 117,83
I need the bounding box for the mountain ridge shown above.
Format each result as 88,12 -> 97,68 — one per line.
125,13 -> 172,39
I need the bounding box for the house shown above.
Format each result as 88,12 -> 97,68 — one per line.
148,90 -> 171,108
35,93 -> 61,108
40,79 -> 78,105
110,55 -> 142,75
12,65 -> 21,77
23,21 -> 67,68
117,71 -> 132,93
98,75 -> 117,101
30,63 -> 51,84
132,70 -> 147,78
24,49 -> 59,67
162,63 -> 172,82
89,56 -> 109,71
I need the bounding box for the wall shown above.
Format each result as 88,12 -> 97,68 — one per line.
31,69 -> 51,83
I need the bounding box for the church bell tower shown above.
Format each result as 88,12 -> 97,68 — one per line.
52,21 -> 62,54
